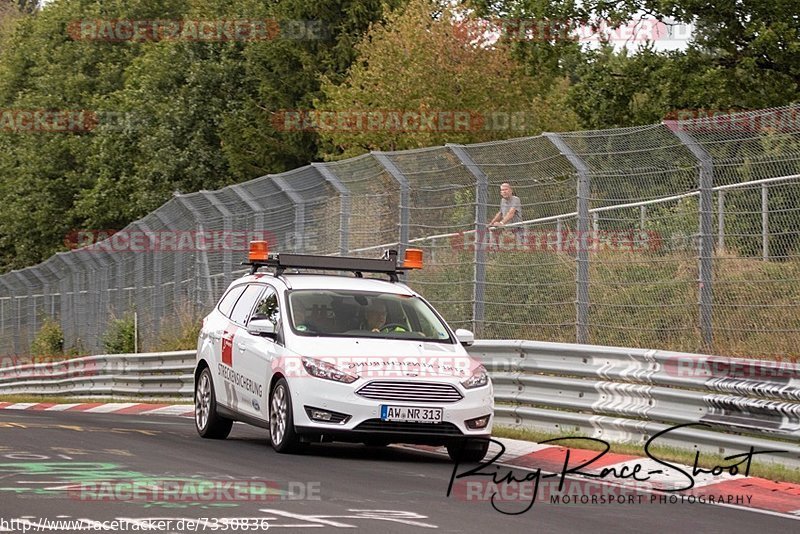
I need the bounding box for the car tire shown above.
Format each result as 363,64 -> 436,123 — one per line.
447,438 -> 489,463
269,378 -> 301,453
195,367 -> 233,439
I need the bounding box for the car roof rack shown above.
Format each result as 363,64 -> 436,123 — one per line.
243,249 -> 411,282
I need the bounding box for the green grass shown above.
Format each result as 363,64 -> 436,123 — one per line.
494,425 -> 800,484
418,249 -> 800,360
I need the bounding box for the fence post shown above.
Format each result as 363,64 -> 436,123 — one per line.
372,152 -> 410,254
56,252 -> 80,352
544,133 -> 591,344
201,191 -> 234,285
0,277 -> 19,355
174,194 -> 214,309
270,175 -> 306,252
29,266 -> 51,324
670,128 -> 714,352
39,262 -> 64,347
448,144 -> 488,336
13,272 -> 36,351
762,184 -> 769,261
555,219 -> 563,252
718,190 -> 725,251
313,163 -> 351,256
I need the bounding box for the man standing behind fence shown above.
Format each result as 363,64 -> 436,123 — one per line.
488,182 -> 523,249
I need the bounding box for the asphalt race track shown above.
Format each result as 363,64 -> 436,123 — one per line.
0,410 -> 796,533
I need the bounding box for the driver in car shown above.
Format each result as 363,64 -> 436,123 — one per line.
364,300 -> 409,333
365,301 -> 388,332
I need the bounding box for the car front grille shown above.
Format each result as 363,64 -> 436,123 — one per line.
354,419 -> 463,436
356,381 -> 463,403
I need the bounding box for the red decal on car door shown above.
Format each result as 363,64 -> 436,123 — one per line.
221,326 -> 239,366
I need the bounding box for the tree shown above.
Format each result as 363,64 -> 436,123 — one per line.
0,0 -> 401,269
0,0 -> 186,270
470,0 -> 800,128
318,0 -> 579,158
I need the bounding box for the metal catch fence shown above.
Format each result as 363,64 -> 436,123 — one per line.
1,106 -> 800,358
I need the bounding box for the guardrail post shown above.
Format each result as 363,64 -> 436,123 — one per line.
313,163 -> 351,256
670,128 -> 714,351
269,175 -> 306,253
545,133 -> 591,344
372,152 -> 410,255
448,144 -> 488,336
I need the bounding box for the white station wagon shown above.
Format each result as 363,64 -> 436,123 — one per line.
194,242 -> 493,461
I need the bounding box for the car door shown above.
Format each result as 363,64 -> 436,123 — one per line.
202,283 -> 247,409
223,283 -> 266,415
236,285 -> 283,422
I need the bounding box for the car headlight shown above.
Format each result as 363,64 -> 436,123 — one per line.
461,365 -> 489,389
301,357 -> 358,384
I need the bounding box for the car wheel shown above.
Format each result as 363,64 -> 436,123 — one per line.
195,367 -> 233,439
269,378 -> 301,453
447,439 -> 489,463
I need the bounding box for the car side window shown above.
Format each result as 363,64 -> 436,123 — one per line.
230,284 -> 265,325
251,287 -> 280,326
217,285 -> 247,318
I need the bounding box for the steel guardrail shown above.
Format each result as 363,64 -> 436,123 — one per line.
1,342 -> 798,466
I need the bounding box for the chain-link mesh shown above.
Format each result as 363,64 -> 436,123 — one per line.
1,105 -> 800,359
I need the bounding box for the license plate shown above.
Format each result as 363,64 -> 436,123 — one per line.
380,405 -> 443,423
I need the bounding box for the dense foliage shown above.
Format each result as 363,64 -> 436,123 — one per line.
0,0 -> 797,271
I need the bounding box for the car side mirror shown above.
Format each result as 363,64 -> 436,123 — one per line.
248,318 -> 277,339
454,328 -> 474,347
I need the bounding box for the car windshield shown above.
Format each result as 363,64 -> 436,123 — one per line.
288,290 -> 452,342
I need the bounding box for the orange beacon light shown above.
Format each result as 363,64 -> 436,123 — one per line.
249,240 -> 270,262
403,248 -> 423,269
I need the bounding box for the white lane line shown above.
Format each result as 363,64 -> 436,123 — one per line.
43,404 -> 82,411
84,403 -> 140,413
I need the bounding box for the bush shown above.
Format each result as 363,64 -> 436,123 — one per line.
156,301 -> 203,351
29,317 -> 64,358
102,313 -> 136,354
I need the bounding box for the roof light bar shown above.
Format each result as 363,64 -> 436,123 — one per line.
242,242 -> 419,280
